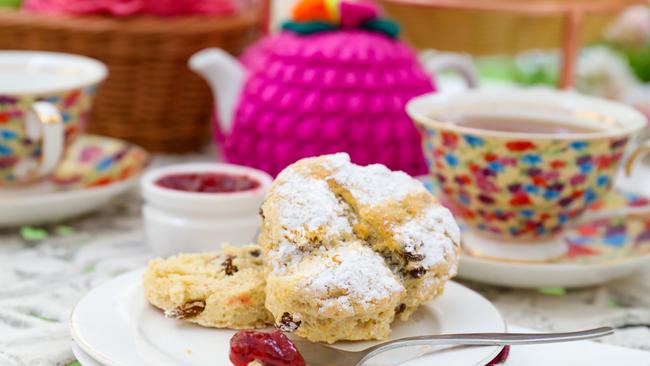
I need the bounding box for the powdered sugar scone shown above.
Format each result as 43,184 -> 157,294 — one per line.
259,153 -> 460,343
143,244 -> 273,329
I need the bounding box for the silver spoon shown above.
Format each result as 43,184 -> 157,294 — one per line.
291,327 -> 614,366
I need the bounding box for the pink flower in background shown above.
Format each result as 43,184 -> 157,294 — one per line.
102,0 -> 144,16
23,0 -> 241,16
192,0 -> 239,15
144,0 -> 190,16
606,5 -> 650,46
23,0 -> 100,14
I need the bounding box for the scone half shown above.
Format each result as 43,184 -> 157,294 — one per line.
143,244 -> 273,329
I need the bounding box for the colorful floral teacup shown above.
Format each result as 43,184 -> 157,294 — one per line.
0,51 -> 106,186
408,88 -> 648,244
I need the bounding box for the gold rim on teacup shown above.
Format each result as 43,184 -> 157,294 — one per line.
0,51 -> 107,96
407,88 -> 646,141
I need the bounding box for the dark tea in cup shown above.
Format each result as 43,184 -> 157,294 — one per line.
432,114 -> 607,135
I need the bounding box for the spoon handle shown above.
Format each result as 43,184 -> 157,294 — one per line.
362,327 -> 614,363
404,327 -> 615,346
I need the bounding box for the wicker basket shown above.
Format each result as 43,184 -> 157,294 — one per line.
0,8 -> 260,152
379,0 -> 626,55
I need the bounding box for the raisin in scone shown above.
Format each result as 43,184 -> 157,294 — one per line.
259,153 -> 460,343
143,244 -> 273,329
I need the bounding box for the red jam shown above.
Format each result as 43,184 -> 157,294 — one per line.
229,330 -> 306,366
486,346 -> 510,365
155,172 -> 259,193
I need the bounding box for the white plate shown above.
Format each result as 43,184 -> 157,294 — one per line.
72,342 -> 104,366
0,177 -> 137,227
71,270 -> 506,366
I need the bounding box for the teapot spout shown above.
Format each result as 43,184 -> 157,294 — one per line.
189,48 -> 246,134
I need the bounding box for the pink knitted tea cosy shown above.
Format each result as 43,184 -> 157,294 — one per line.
217,0 -> 435,176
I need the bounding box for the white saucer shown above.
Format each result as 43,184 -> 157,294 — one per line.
461,230 -> 568,262
457,202 -> 650,288
416,173 -> 650,288
0,178 -> 137,227
72,342 -> 104,366
70,270 -> 506,366
0,134 -> 148,227
459,254 -> 650,289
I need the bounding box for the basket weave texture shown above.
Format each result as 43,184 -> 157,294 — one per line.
379,0 -> 619,55
0,8 -> 260,152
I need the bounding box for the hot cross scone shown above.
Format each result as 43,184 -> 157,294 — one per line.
143,244 -> 273,329
259,153 -> 460,343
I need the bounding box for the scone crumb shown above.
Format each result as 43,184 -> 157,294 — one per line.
406,267 -> 427,279
277,312 -> 301,332
403,250 -> 424,262
165,300 -> 206,319
222,256 -> 239,275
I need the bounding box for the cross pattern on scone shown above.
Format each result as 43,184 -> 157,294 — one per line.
259,153 -> 460,343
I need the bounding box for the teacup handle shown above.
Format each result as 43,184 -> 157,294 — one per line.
420,50 -> 480,89
25,101 -> 65,177
625,140 -> 650,176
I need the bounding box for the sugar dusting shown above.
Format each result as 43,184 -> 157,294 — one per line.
271,167 -> 352,271
321,152 -> 350,171
275,169 -> 352,235
394,205 -> 461,269
301,244 -> 403,313
330,155 -> 425,206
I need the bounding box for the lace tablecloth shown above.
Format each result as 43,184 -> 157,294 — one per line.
1,173 -> 649,366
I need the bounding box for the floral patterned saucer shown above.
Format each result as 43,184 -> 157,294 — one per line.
419,175 -> 650,288
0,134 -> 148,227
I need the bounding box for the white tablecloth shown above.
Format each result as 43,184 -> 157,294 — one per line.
506,326 -> 650,366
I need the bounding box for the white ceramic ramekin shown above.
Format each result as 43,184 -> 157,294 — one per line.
141,163 -> 272,256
